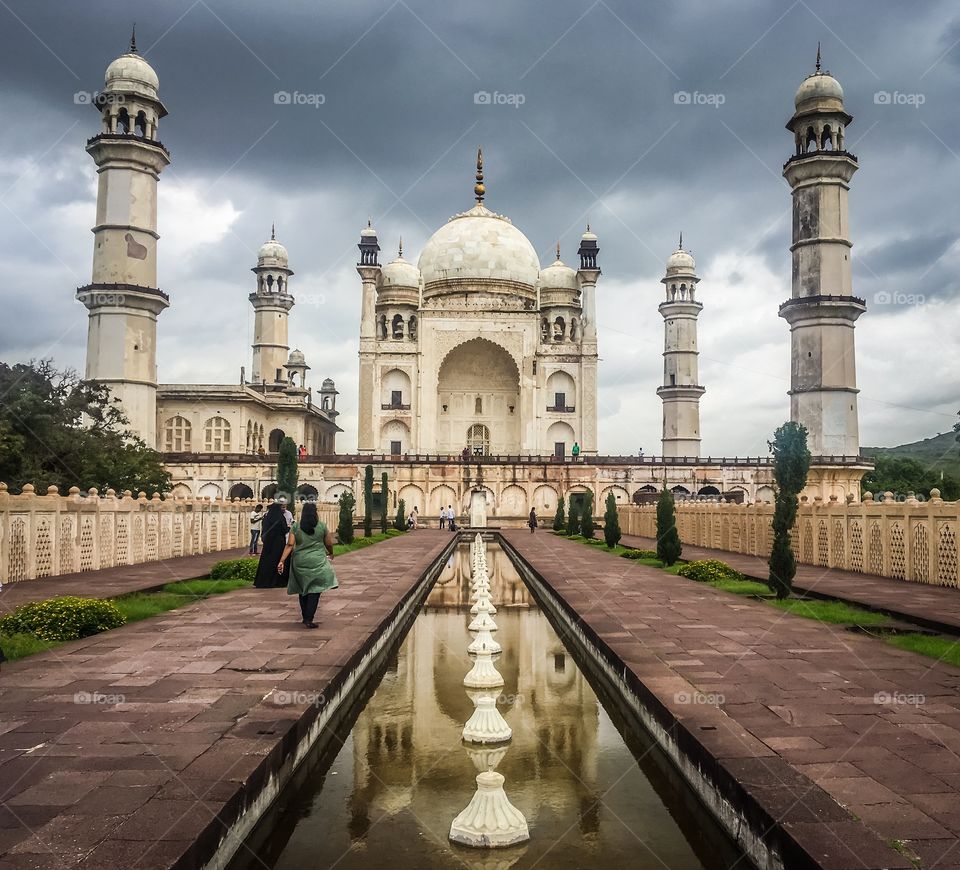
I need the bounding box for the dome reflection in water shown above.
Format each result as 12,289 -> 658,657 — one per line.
235,543 -> 743,869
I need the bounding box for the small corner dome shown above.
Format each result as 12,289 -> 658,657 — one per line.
380,255 -> 421,290
104,52 -> 159,99
360,223 -> 377,238
538,258 -> 578,291
794,71 -> 843,110
321,377 -> 336,389
581,227 -> 598,242
418,205 -> 540,288
257,237 -> 288,267
286,348 -> 307,367
666,248 -> 695,271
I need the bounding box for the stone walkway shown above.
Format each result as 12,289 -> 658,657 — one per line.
505,530 -> 960,870
0,531 -> 451,869
622,533 -> 960,635
0,549 -> 248,612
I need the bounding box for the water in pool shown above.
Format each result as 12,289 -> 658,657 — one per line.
235,542 -> 743,869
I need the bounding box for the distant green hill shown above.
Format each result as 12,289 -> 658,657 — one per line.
862,430 -> 960,479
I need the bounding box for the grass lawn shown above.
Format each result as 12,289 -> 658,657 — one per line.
886,633 -> 960,669
772,598 -> 890,626
333,531 -> 397,557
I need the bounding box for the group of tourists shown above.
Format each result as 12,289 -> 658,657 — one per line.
250,500 -> 338,630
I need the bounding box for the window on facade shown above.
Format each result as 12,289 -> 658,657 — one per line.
467,423 -> 490,456
475,397 -> 483,414
391,390 -> 403,407
554,392 -> 565,409
163,416 -> 191,452
390,440 -> 402,455
203,416 -> 231,452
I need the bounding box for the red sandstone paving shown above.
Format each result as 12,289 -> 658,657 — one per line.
0,531 -> 451,869
0,548 -> 248,611
504,530 -> 960,869
622,532 -> 960,634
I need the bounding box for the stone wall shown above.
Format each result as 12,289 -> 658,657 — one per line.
618,490 -> 960,587
0,483 -> 340,584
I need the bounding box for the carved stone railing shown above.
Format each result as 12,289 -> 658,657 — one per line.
617,490 -> 960,587
0,483 -> 340,584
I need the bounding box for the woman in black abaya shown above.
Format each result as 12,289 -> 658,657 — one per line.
254,503 -> 290,588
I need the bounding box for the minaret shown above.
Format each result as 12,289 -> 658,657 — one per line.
657,235 -> 705,458
576,226 -> 601,455
77,32 -> 169,446
357,220 -> 381,453
249,226 -> 294,386
781,50 -> 865,457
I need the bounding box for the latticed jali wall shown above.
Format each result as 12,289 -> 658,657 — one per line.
618,490 -> 960,587
0,483 -> 340,583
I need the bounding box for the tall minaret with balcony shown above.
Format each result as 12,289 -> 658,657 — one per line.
781,50 -> 865,457
657,236 -> 705,457
576,226 -> 600,454
77,32 -> 169,447
249,226 -> 294,387
356,221 -> 381,453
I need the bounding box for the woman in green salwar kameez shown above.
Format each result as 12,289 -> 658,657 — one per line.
277,502 -> 338,629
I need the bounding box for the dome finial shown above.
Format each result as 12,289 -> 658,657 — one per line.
679,231 -> 683,250
270,222 -> 276,241
474,147 -> 485,204
586,222 -> 591,233
398,236 -> 403,257
815,41 -> 821,73
130,23 -> 137,53
556,241 -> 561,261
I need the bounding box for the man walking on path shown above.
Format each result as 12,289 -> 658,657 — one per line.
249,503 -> 265,554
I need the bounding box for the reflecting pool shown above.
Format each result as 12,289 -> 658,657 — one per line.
235,542 -> 743,869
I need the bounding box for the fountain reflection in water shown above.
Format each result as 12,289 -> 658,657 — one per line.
234,540 -> 739,870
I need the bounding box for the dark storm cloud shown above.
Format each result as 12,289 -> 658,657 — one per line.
1,0 -> 958,451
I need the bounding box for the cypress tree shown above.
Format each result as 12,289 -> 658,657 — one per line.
277,436 -> 298,508
565,496 -> 580,537
603,492 -> 622,548
767,421 -> 811,599
656,488 -> 682,566
394,498 -> 407,532
552,498 -> 565,532
363,464 -> 374,537
337,490 -> 356,544
380,472 -> 388,533
579,491 -> 595,539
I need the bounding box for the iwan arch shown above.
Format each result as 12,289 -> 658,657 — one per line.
72,39 -> 868,520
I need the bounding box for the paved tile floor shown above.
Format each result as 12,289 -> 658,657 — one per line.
0,531 -> 451,869
506,530 -> 960,869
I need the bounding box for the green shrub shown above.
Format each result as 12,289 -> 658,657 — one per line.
586,537 -> 605,545
386,528 -> 404,537
603,492 -> 622,548
621,548 -> 658,560
676,559 -> 745,584
338,490 -> 356,544
209,557 -> 258,581
394,498 -> 407,532
656,488 -> 682,566
579,492 -> 595,539
552,500 -> 565,532
0,596 -> 125,642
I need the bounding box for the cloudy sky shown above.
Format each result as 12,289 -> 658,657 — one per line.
1,0 -> 958,456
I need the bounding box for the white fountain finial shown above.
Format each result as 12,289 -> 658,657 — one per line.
449,771 -> 529,848
464,649 -> 504,688
462,693 -> 512,744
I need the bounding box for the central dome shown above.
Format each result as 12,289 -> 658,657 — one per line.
418,204 -> 540,289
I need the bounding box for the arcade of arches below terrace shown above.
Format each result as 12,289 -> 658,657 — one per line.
156,454 -> 873,525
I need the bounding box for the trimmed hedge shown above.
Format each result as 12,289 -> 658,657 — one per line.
676,559 -> 745,583
620,548 -> 658,560
0,596 -> 125,642
209,557 -> 259,582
